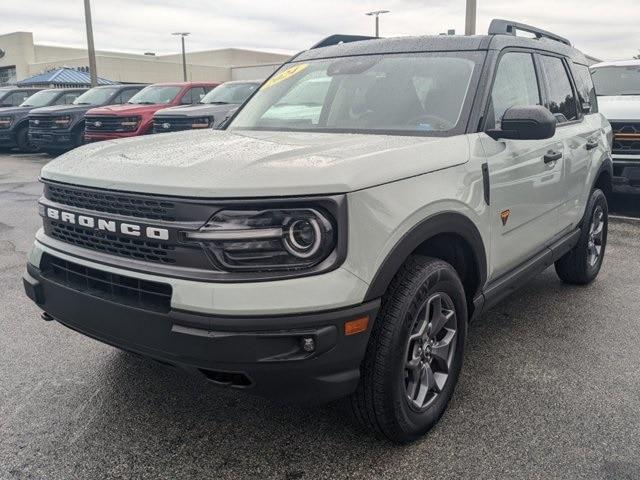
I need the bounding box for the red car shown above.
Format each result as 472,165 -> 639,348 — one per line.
84,82 -> 218,142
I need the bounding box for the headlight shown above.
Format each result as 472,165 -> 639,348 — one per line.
191,117 -> 211,128
0,116 -> 13,129
182,208 -> 336,271
119,117 -> 140,131
53,115 -> 72,129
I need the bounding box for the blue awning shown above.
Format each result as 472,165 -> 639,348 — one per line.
17,68 -> 117,87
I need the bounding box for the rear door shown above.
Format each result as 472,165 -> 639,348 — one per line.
480,50 -> 565,279
537,54 -> 593,232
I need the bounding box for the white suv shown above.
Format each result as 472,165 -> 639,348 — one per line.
24,20 -> 613,443
591,59 -> 640,193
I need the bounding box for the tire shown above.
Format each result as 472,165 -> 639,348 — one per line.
15,126 -> 39,153
349,256 -> 467,443
555,188 -> 608,285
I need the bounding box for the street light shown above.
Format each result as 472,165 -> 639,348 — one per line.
365,10 -> 390,38
172,32 -> 190,81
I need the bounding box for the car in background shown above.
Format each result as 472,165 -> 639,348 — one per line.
591,60 -> 640,194
84,82 -> 219,142
153,80 -> 260,133
28,84 -> 147,153
0,87 -> 42,108
0,88 -> 86,152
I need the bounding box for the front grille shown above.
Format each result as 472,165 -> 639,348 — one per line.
46,183 -> 177,221
48,220 -> 177,264
40,253 -> 172,313
29,116 -> 54,130
85,115 -> 125,132
153,117 -> 195,133
611,122 -> 640,156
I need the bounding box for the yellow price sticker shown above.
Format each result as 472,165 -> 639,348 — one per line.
261,64 -> 309,89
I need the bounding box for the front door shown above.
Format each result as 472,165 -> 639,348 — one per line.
480,51 -> 565,280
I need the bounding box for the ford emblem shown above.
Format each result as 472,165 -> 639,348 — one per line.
162,122 -> 171,129
94,121 -> 102,127
34,119 -> 40,125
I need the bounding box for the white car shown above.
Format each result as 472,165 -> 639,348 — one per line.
24,20 -> 612,443
591,59 -> 640,194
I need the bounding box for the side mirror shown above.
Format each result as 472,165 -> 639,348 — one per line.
581,102 -> 592,114
486,105 -> 556,141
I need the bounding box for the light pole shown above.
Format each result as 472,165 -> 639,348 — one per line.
365,10 -> 390,38
465,0 -> 477,35
83,0 -> 98,87
172,32 -> 190,81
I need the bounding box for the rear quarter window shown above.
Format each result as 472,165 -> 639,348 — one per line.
572,63 -> 598,114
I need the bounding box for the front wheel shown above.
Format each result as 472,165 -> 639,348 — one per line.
555,188 -> 608,285
349,256 -> 467,443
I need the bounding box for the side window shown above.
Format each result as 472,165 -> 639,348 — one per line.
7,92 -> 29,106
540,56 -> 578,123
55,93 -> 80,105
113,89 -> 138,104
572,63 -> 598,114
490,52 -> 540,128
181,87 -> 205,104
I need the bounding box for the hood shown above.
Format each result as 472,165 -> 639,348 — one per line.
87,103 -> 170,116
41,129 -> 469,197
0,105 -> 36,116
597,95 -> 640,121
155,103 -> 236,118
29,104 -> 94,116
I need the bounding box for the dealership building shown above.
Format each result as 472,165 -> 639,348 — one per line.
0,31 -> 292,86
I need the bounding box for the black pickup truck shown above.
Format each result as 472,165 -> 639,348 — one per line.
0,87 -> 42,108
28,84 -> 147,153
0,88 -> 85,152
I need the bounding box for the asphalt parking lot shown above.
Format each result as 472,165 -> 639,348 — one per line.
1,150 -> 639,480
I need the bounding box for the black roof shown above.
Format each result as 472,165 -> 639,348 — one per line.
295,20 -> 589,66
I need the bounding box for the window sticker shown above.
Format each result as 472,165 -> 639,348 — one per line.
261,64 -> 309,89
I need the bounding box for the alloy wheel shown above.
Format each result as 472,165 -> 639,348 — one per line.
403,292 -> 457,411
587,205 -> 604,267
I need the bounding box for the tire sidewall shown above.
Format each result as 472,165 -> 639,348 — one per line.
583,189 -> 608,279
386,264 -> 467,439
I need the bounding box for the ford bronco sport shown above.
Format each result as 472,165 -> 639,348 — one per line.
24,20 -> 612,443
591,60 -> 640,193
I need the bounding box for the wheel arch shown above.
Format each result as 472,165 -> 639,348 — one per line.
593,154 -> 613,198
363,212 -> 487,318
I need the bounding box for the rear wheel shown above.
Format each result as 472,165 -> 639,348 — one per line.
350,256 -> 467,443
15,126 -> 39,153
555,188 -> 608,285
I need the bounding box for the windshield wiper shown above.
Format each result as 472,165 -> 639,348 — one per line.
207,101 -> 230,105
74,102 -> 93,105
134,101 -> 156,105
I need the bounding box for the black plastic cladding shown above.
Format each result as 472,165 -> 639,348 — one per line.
40,179 -> 348,283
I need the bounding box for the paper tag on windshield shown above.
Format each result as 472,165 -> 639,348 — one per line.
261,64 -> 309,89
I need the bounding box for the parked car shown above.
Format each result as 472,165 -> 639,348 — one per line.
25,20 -> 612,443
0,87 -> 42,108
0,88 -> 86,152
591,60 -> 640,194
153,80 -> 260,133
84,82 -> 219,142
27,84 -> 147,153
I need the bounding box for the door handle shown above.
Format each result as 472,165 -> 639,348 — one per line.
586,138 -> 599,150
544,150 -> 562,163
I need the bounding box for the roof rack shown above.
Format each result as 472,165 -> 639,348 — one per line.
488,19 -> 571,46
310,34 -> 377,50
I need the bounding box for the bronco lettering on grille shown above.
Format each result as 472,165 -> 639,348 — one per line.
44,206 -> 169,241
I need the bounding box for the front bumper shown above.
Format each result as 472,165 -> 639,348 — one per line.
84,130 -> 143,142
29,129 -> 76,149
23,260 -> 379,404
0,130 -> 16,147
612,155 -> 640,194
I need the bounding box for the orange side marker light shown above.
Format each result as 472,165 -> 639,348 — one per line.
344,316 -> 370,336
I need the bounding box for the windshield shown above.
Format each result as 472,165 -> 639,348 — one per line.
73,87 -> 119,105
229,52 -> 480,135
20,90 -> 60,107
128,85 -> 181,105
591,66 -> 640,96
201,82 -> 259,104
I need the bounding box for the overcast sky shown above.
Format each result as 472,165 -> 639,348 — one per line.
3,0 -> 639,61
